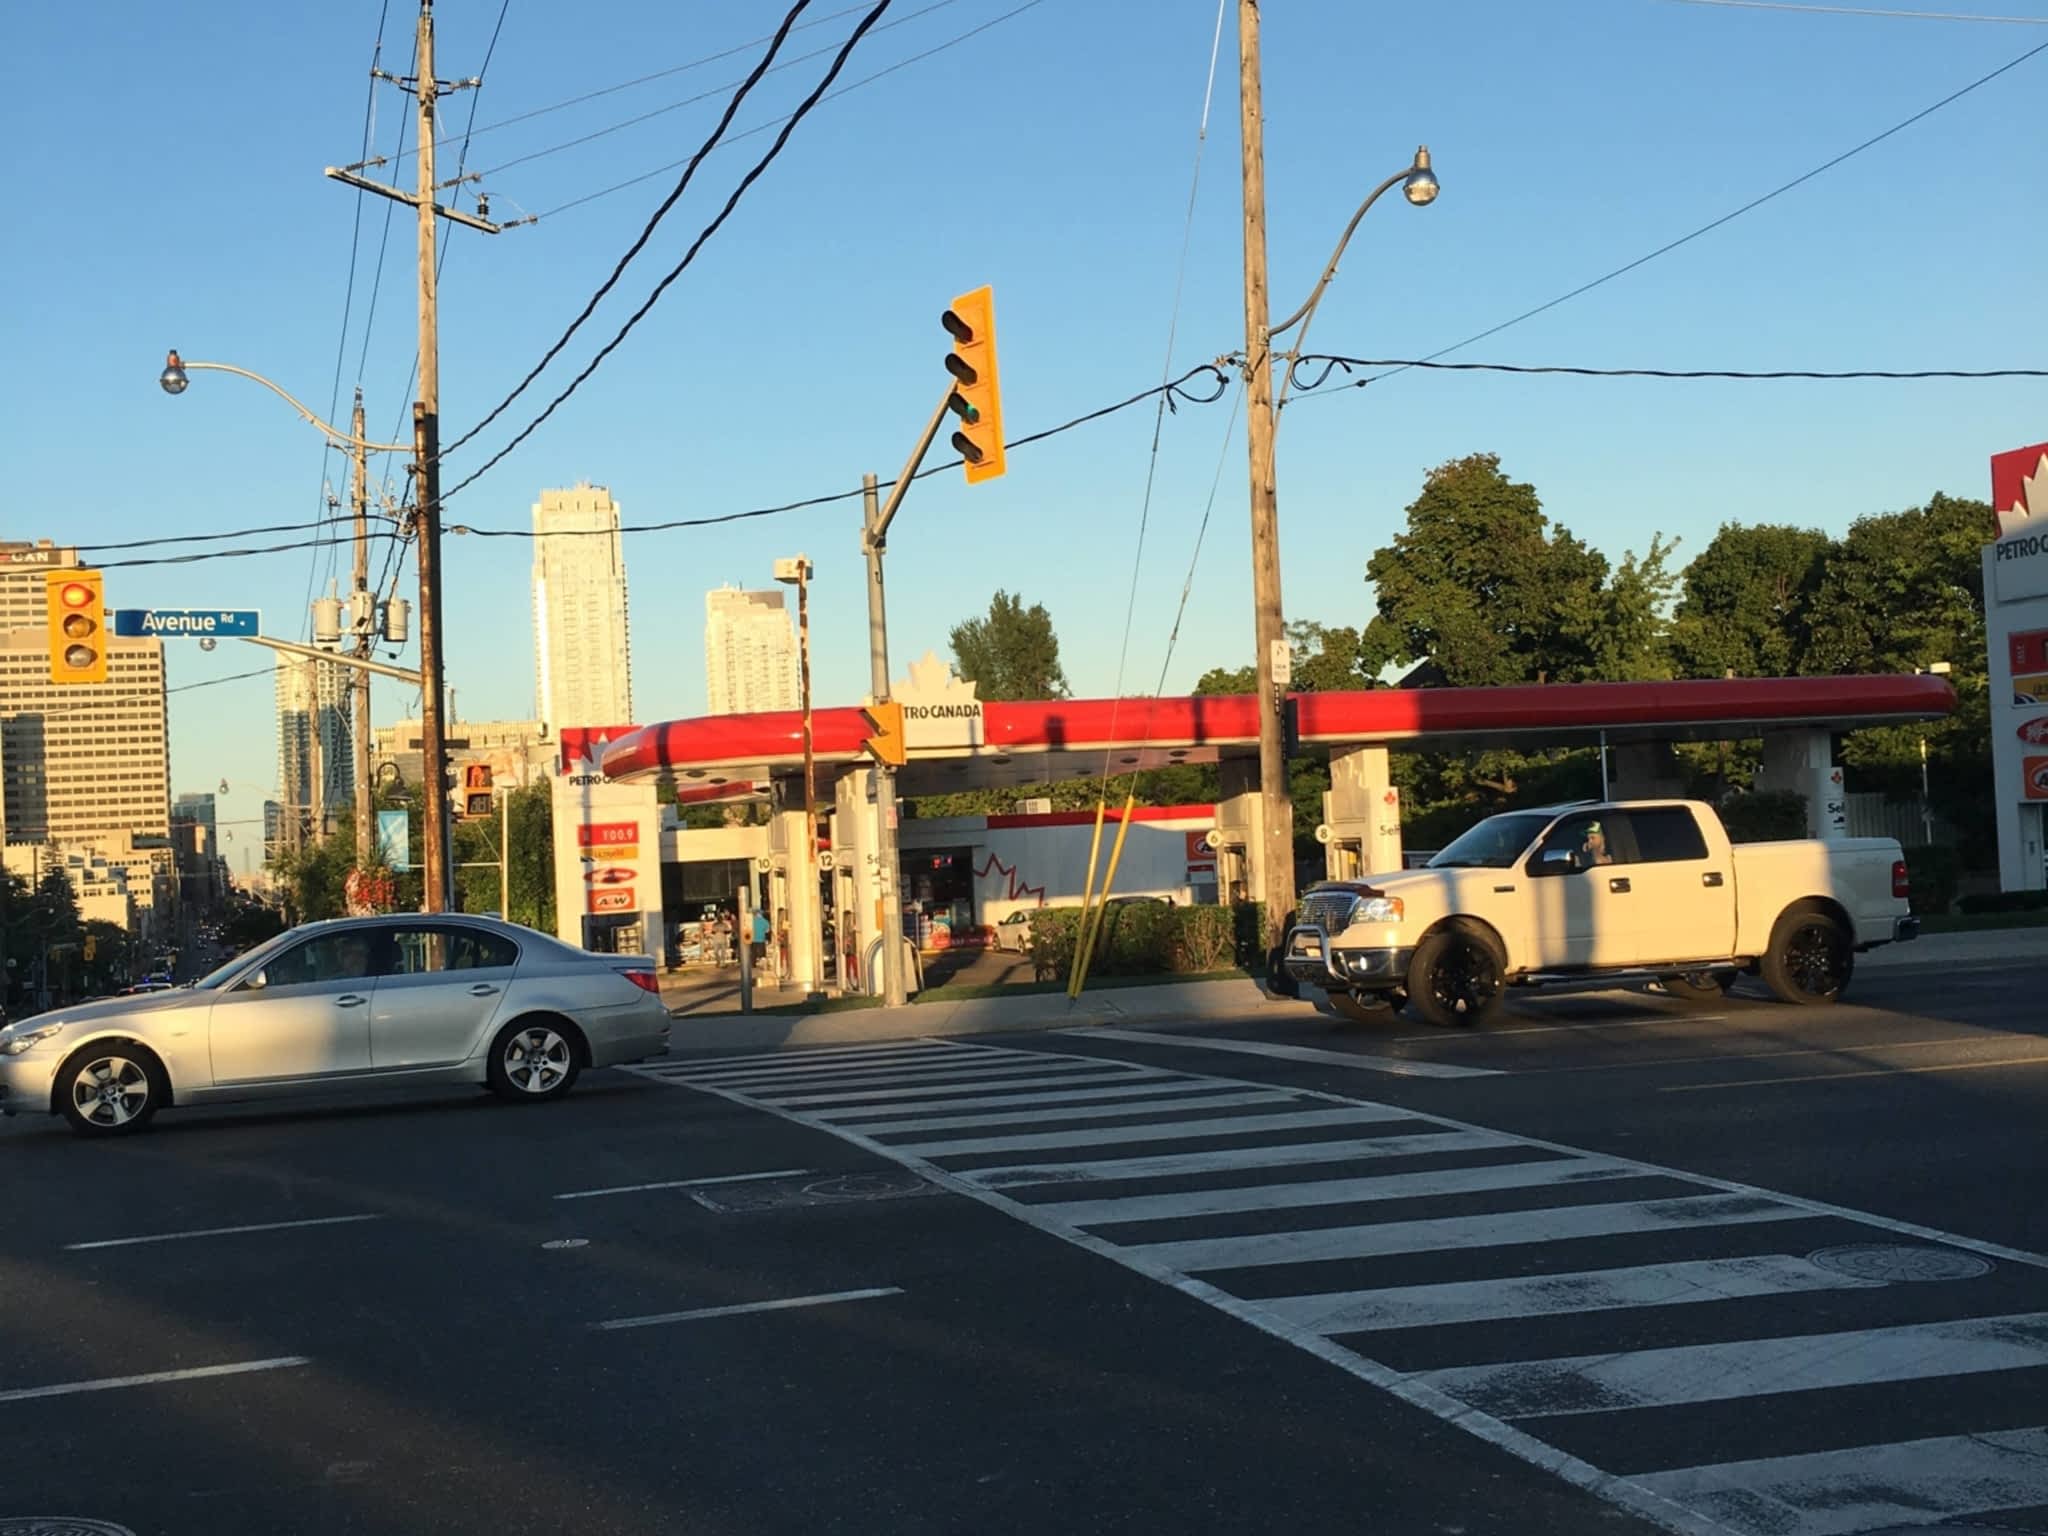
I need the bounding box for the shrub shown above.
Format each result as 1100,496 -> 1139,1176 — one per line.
1024,902 -> 1261,982
1956,889 -> 2048,915
1900,845 -> 1962,916
1718,791 -> 1809,844
1171,905 -> 1236,972
1026,908 -> 1081,981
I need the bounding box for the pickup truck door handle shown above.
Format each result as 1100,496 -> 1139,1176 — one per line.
1492,885 -> 1516,894
336,994 -> 368,1008
1608,877 -> 1631,894
466,983 -> 501,997
1702,871 -> 1725,887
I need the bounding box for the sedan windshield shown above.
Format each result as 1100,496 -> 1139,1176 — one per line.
190,929 -> 296,990
1428,812 -> 1557,870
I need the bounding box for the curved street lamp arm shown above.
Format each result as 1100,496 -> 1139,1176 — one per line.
1269,166 -> 1412,341
178,360 -> 415,453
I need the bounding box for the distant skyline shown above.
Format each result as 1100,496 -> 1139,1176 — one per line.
532,484 -> 634,732
705,586 -> 799,716
5,0 -> 2039,805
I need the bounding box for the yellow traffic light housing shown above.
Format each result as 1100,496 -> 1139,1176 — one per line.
860,700 -> 906,767
460,763 -> 495,820
46,569 -> 107,685
942,285 -> 1005,484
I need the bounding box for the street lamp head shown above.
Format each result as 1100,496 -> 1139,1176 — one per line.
159,350 -> 190,395
1402,146 -> 1439,208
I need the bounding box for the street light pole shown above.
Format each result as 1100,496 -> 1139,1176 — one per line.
862,476 -> 908,1009
1236,0 -> 1294,962
777,555 -> 820,996
350,390 -> 374,866
412,3 -> 453,913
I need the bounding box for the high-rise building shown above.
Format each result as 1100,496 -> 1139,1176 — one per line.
704,586 -> 798,715
275,654 -> 353,845
0,540 -> 81,633
0,621 -> 171,847
263,800 -> 284,861
172,791 -> 217,841
532,484 -> 633,732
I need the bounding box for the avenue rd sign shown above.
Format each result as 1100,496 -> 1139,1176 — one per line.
112,608 -> 260,638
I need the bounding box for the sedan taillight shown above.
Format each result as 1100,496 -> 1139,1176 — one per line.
1892,859 -> 1911,899
621,968 -> 660,995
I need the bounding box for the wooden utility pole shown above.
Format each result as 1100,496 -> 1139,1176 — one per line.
350,390 -> 374,865
1237,0 -> 1295,957
325,0 -> 504,912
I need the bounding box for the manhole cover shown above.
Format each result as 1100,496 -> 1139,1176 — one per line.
0,1521 -> 139,1535
541,1237 -> 590,1250
1809,1244 -> 1993,1282
692,1170 -> 937,1214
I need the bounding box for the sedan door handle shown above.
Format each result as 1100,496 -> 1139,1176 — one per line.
1702,871 -> 1725,888
1608,877 -> 1631,894
336,994 -> 368,1008
467,983 -> 501,997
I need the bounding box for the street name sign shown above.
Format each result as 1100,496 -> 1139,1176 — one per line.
112,609 -> 261,638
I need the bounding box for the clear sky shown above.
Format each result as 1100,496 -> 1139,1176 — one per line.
4,0 -> 2043,860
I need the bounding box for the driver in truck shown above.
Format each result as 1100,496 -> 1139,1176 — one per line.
1580,820 -> 1615,866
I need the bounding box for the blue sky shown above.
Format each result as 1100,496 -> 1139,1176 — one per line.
4,0 -> 2043,855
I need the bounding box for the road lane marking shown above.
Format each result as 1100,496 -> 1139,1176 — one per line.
674,1046 -> 1006,1083
0,1356 -> 310,1404
64,1214 -> 383,1251
591,1287 -> 904,1332
726,1058 -> 1143,1094
806,1079 -> 1246,1121
1539,1033 -> 1997,1074
1662,1052 -> 2048,1091
554,1168 -> 814,1201
1377,1015 -> 1725,1045
891,1105 -> 1412,1159
1126,1193 -> 1803,1274
1070,1026 -> 1504,1078
1634,1426 -> 2048,1536
1263,1253 -> 1886,1335
838,1090 -> 1304,1137
960,1130 -> 1516,1188
1418,1312 -> 2048,1418
765,1069 -> 1165,1109
1030,1156 -> 1637,1228
663,1040 -> 955,1070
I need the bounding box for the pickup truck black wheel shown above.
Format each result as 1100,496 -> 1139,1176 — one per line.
1327,988 -> 1396,1024
1761,907 -> 1852,1005
1407,925 -> 1506,1029
1660,969 -> 1734,1003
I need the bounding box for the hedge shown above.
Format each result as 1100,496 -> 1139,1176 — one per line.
1718,791 -> 1809,844
1900,845 -> 1962,917
1956,889 -> 2048,915
1027,902 -> 1257,982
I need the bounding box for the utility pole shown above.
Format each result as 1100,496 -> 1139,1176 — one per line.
350,390 -> 373,865
1237,0 -> 1295,961
325,0 -> 503,913
862,474 -> 908,1009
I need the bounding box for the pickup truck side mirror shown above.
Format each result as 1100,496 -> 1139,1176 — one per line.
1534,848 -> 1577,876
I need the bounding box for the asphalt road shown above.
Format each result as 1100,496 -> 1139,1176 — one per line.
3,958 -> 2044,1536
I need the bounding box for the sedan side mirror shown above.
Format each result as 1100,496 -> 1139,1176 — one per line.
245,969 -> 269,992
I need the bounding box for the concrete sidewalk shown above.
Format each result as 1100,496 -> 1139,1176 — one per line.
656,928 -> 2044,1057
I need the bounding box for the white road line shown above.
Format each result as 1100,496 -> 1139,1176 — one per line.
1071,1026 -> 1504,1079
840,1090 -> 1306,1137
679,1053 -> 1045,1088
1540,1032 -> 1996,1074
591,1287 -> 904,1332
0,1356 -> 310,1405
1662,1052 -> 2048,1091
1127,1193 -> 1803,1273
664,1040 -> 957,1070
675,1045 -> 1003,1082
807,1079 -> 1248,1121
63,1214 -> 383,1251
891,1105 -> 1414,1159
1419,1311 -> 2048,1419
1262,1253 -> 1885,1335
730,1058 -> 1139,1094
553,1168 -> 813,1201
1634,1425 -> 2048,1536
1031,1156 -> 1639,1228
765,1069 -> 1165,1109
962,1130 -> 1516,1188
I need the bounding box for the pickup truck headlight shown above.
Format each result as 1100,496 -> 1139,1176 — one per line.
0,1023 -> 66,1056
1355,896 -> 1403,924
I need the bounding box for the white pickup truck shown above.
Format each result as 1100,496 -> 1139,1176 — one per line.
1283,799 -> 1918,1027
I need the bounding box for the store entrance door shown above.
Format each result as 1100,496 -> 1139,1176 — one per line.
902,846 -> 977,948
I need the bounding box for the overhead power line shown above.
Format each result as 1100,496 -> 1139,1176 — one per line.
96,531 -> 404,572
1327,34 -> 2048,396
531,0 -> 1050,222
439,0 -> 899,503
444,0 -> 821,458
1285,355 -> 2048,392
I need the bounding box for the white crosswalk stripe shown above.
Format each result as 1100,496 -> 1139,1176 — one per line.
639,1036 -> 2048,1536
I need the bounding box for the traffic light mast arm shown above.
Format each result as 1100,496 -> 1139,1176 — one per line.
238,632 -> 426,687
867,381 -> 963,549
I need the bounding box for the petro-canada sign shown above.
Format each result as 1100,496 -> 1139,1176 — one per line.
1990,443 -> 2048,604
896,652 -> 985,749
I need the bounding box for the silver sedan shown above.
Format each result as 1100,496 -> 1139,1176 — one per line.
0,914 -> 671,1136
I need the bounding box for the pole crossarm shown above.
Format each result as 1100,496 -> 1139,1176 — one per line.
321,167 -> 509,233
239,633 -> 425,687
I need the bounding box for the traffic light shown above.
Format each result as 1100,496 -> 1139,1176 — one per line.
46,569 -> 107,685
942,285 -> 1005,484
459,763 -> 495,820
860,700 -> 906,767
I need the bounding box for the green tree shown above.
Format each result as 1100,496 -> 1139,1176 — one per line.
950,590 -> 1070,701
1357,453 -> 1614,687
271,835 -> 354,924
1668,523 -> 1830,679
1588,535 -> 1682,682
